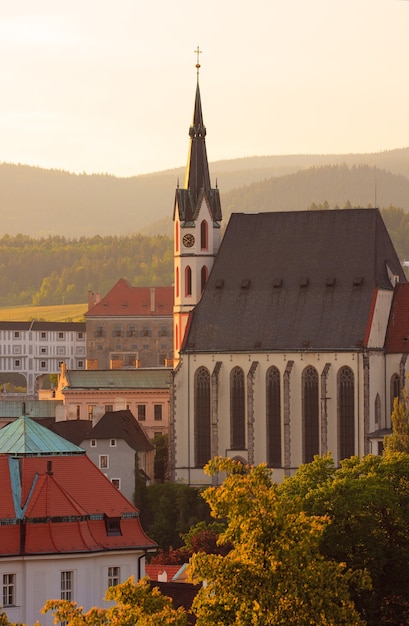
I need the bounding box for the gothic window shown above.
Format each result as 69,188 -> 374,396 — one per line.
266,366 -> 281,467
175,222 -> 179,252
375,393 -> 381,426
194,367 -> 211,467
176,267 -> 179,298
200,220 -> 208,249
390,373 -> 400,413
302,366 -> 319,463
338,366 -> 355,460
185,266 -> 192,296
230,367 -> 245,450
201,265 -> 208,293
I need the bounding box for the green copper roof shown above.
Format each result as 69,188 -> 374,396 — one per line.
0,414 -> 85,456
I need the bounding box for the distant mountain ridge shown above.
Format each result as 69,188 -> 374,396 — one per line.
1,148 -> 409,238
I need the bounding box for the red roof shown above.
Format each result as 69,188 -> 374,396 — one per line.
145,564 -> 183,581
385,283 -> 409,353
0,455 -> 156,556
86,279 -> 173,317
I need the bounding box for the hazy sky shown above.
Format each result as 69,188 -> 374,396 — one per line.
1,0 -> 409,177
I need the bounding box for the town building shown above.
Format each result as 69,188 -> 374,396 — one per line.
55,364 -> 171,440
50,409 -> 155,501
86,279 -> 173,369
0,321 -> 86,396
0,412 -> 156,625
170,67 -> 409,486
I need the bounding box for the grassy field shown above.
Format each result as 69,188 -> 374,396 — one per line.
0,303 -> 87,322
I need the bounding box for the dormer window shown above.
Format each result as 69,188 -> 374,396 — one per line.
104,516 -> 122,536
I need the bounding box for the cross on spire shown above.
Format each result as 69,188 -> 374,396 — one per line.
195,46 -> 202,79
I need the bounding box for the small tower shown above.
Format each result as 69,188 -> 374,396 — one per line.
173,49 -> 222,362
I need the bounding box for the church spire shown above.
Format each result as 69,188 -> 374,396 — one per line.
184,47 -> 211,202
174,49 -> 221,224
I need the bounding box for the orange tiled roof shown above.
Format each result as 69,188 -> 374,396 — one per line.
86,279 -> 173,317
0,455 -> 156,556
145,564 -> 184,581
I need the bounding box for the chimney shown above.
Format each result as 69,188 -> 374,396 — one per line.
150,287 -> 156,312
47,460 -> 53,476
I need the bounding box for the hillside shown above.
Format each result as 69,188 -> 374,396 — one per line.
2,148 -> 409,238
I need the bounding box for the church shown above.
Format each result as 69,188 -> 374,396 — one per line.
170,63 -> 409,486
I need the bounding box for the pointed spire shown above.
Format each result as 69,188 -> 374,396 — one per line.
184,48 -> 211,203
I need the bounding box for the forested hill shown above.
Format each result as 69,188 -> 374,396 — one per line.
1,206 -> 409,308
2,147 -> 409,238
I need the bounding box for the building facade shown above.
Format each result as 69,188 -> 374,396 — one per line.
0,321 -> 86,396
86,280 -> 173,369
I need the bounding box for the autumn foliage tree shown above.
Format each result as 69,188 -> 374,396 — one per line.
188,457 -> 367,626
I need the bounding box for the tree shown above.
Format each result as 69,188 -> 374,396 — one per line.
278,453 -> 409,625
384,394 -> 409,453
42,576 -> 187,626
188,457 -> 366,626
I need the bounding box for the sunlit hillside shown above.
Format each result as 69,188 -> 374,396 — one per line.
0,303 -> 87,322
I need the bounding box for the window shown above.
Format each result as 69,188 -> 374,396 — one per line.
105,404 -> 113,413
108,566 -> 120,587
185,266 -> 192,296
3,574 -> 15,607
77,360 -> 84,368
90,439 -> 97,448
154,405 -> 163,421
266,366 -> 281,467
111,479 -> 121,490
113,326 -> 122,337
230,367 -> 245,450
200,220 -> 208,249
40,361 -> 47,369
390,373 -> 401,413
61,571 -> 73,601
99,455 -> 109,469
14,359 -> 21,368
77,332 -> 84,340
76,405 -> 81,419
194,367 -> 211,467
88,405 -> 94,420
58,332 -> 64,340
338,366 -> 355,460
96,326 -> 104,338
142,327 -> 150,337
105,516 -> 121,536
128,326 -> 137,337
302,366 -> 319,463
201,265 -> 208,293
41,347 -> 47,354
14,331 -> 20,339
110,438 -> 116,447
41,331 -> 47,339
137,405 -> 146,421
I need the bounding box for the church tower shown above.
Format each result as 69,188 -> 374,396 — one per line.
173,51 -> 222,362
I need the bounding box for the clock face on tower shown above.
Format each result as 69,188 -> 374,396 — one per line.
183,233 -> 195,248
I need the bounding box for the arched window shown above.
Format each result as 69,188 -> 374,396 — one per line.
194,367 -> 211,467
175,222 -> 179,252
201,265 -> 208,293
390,373 -> 400,414
230,367 -> 245,449
200,220 -> 208,250
185,266 -> 192,296
338,366 -> 355,460
175,323 -> 179,352
375,393 -> 381,426
175,267 -> 179,298
302,366 -> 319,463
266,366 -> 281,467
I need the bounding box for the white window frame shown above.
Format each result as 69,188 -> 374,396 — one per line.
2,573 -> 15,607
60,571 -> 73,601
99,455 -> 109,469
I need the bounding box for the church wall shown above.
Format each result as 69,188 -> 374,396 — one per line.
173,348 -> 377,485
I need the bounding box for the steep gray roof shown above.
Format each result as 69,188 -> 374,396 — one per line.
83,410 -> 154,453
183,209 -> 406,353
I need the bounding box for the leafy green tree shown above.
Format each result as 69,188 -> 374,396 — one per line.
278,453 -> 409,625
189,457 -> 367,626
43,576 -> 187,625
384,394 -> 409,453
